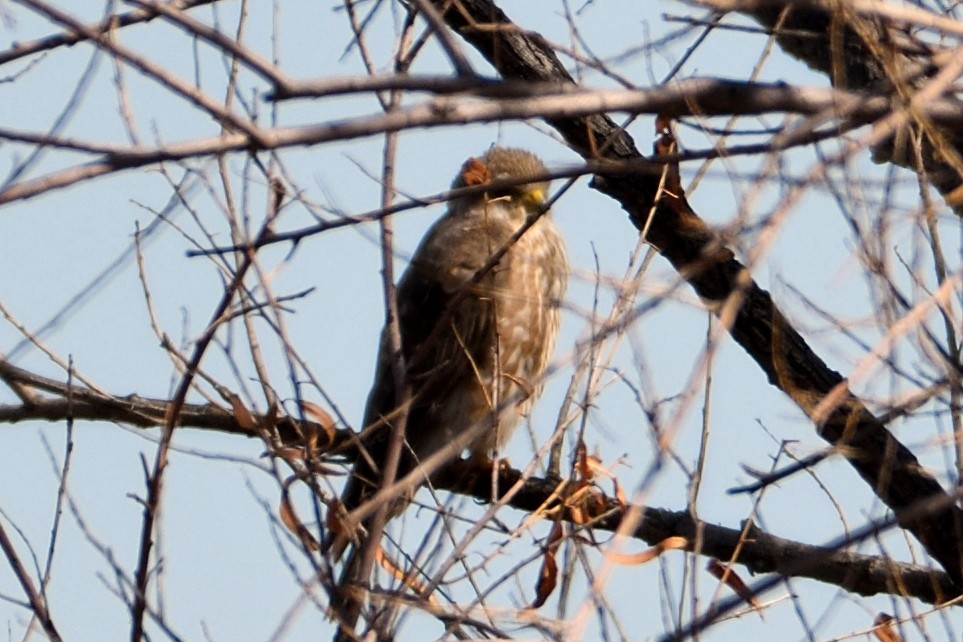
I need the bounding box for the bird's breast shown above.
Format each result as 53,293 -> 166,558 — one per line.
477,218 -> 567,451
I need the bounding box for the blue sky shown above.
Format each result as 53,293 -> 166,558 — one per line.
1,1 -> 960,641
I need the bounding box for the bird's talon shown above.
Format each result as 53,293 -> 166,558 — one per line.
465,452 -> 512,473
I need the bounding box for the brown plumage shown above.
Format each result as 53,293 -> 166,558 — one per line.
328,147 -> 568,634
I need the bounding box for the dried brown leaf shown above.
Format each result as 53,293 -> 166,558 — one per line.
707,560 -> 761,614
270,176 -> 286,216
228,394 -> 258,431
529,522 -> 563,609
612,477 -> 627,508
263,401 -> 279,432
300,401 -> 336,450
375,547 -> 437,604
606,535 -> 688,565
873,614 -> 902,642
279,488 -> 320,551
569,504 -> 586,525
326,497 -> 346,538
565,486 -> 607,525
606,548 -> 660,565
574,440 -> 593,483
275,446 -> 307,461
584,453 -> 612,478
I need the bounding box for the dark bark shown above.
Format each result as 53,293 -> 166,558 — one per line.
1,360 -> 958,605
441,464 -> 959,607
737,0 -> 963,213
431,0 -> 963,587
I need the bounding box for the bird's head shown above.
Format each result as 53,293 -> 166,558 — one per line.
452,147 -> 551,217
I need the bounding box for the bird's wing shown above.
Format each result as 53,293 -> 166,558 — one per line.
341,210 -> 514,517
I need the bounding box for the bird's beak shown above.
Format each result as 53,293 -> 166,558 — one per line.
524,187 -> 545,207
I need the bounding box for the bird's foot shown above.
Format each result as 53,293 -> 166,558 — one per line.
449,452 -> 512,500
465,451 -> 512,472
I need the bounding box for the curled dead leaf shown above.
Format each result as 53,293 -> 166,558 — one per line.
272,445 -> 342,474
707,559 -> 761,615
565,486 -> 607,525
263,401 -> 279,432
612,477 -> 627,508
279,486 -> 320,551
584,452 -> 613,480
228,394 -> 258,431
529,522 -> 564,609
606,535 -> 688,565
300,401 -> 336,451
872,613 -> 902,642
573,445 -> 627,510
574,440 -> 594,483
275,446 -> 306,461
375,547 -> 436,604
270,176 -> 286,216
531,548 -> 558,609
325,497 -> 346,538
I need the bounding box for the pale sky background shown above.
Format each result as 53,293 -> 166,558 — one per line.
1,1 -> 960,641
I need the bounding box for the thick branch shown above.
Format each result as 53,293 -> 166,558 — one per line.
702,0 -> 963,213
440,465 -> 959,607
14,77 -> 963,206
431,0 -> 963,586
0,359 -> 314,445
0,373 -> 956,606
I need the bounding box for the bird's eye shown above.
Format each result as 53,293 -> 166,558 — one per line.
486,188 -> 515,200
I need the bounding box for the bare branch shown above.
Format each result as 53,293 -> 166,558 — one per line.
13,0 -> 264,143
7,78 -> 963,205
0,519 -> 62,641
703,0 -> 963,213
429,0 -> 963,587
0,356 -> 958,608
0,0 -> 219,67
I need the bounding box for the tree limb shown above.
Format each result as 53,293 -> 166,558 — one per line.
702,0 -> 963,214
0,361 -> 958,607
430,0 -> 963,587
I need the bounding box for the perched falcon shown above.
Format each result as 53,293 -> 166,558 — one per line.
328,147 -> 568,628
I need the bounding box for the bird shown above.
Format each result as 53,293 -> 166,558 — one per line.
327,147 -> 568,634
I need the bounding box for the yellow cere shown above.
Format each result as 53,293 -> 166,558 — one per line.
524,187 -> 545,206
